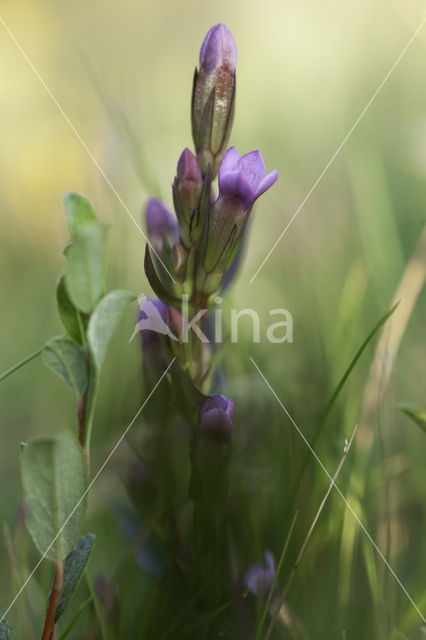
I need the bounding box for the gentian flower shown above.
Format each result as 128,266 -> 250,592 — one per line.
199,394 -> 234,441
146,198 -> 179,251
201,147 -> 277,283
136,297 -> 172,346
192,23 -> 237,176
244,550 -> 277,601
218,147 -> 278,210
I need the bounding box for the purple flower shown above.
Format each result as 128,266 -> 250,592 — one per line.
199,23 -> 238,74
218,147 -> 278,210
199,394 -> 234,441
244,550 -> 277,600
136,297 -> 172,346
200,148 -> 277,284
145,198 -> 179,250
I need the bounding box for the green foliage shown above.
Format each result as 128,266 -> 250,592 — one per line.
397,402 -> 426,434
87,289 -> 136,372
63,192 -> 97,239
54,534 -> 96,622
64,224 -> 108,314
42,337 -> 88,396
56,275 -> 85,345
20,431 -> 88,562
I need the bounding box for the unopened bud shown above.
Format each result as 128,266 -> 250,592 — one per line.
191,23 -> 237,177
199,394 -> 234,442
146,198 -> 179,252
174,149 -> 203,224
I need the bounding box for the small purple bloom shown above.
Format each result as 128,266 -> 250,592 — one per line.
218,147 -> 278,210
145,198 -> 179,250
136,297 -> 171,346
199,23 -> 238,74
200,148 -> 277,282
244,550 -> 277,600
199,394 -> 234,441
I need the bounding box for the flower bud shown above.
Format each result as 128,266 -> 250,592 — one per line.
173,149 -> 203,234
191,23 -> 237,177
198,394 -> 234,442
146,198 -> 179,252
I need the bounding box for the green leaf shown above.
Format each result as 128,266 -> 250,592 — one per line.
144,245 -> 180,306
64,224 -> 108,313
397,402 -> 426,434
42,338 -> 88,396
54,534 -> 96,622
57,275 -> 85,345
63,192 -> 97,239
20,431 -> 88,562
87,289 -> 136,372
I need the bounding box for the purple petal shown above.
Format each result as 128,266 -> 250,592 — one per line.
218,147 -> 240,187
219,170 -> 256,209
200,23 -> 237,73
264,550 -> 276,573
238,150 -> 267,188
145,198 -> 179,244
177,148 -> 201,183
255,169 -> 278,200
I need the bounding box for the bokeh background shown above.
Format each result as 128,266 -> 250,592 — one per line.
0,0 -> 425,637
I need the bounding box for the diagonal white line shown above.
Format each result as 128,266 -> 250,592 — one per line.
249,356 -> 426,624
0,357 -> 175,623
249,17 -> 426,284
0,14 -> 175,283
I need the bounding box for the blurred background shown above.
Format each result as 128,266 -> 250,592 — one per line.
0,0 -> 425,637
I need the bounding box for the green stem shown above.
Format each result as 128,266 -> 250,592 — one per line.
85,571 -> 109,640
82,363 -> 98,458
0,346 -> 43,383
256,510 -> 298,640
56,597 -> 92,640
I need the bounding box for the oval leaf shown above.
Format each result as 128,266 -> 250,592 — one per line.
64,224 -> 108,313
42,338 -> 88,396
57,275 -> 85,345
54,534 -> 96,622
87,289 -> 136,372
20,431 -> 88,562
63,192 -> 97,239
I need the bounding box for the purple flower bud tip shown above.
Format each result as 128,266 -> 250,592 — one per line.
177,148 -> 202,183
244,550 -> 276,599
199,393 -> 234,441
145,198 -> 179,246
218,147 -> 278,210
138,297 -> 168,345
199,23 -> 238,74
